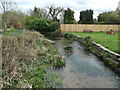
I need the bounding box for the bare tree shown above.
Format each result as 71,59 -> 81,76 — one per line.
28,7 -> 50,19
27,6 -> 64,22
0,1 -> 15,13
47,5 -> 64,22
41,8 -> 50,19
0,0 -> 16,30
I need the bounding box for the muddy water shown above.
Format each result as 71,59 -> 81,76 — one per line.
55,38 -> 119,88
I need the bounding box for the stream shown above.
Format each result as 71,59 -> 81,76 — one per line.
54,37 -> 119,88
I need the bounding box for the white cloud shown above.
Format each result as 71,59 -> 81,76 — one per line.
11,0 -> 120,20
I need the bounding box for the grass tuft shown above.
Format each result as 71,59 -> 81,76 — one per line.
2,30 -> 65,88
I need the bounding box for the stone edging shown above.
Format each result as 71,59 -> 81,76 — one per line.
63,33 -> 120,75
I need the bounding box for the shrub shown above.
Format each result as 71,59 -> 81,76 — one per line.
10,19 -> 22,29
50,22 -> 60,32
24,17 -> 59,32
24,16 -> 35,30
33,18 -> 51,32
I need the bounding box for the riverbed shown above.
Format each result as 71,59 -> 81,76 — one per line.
54,37 -> 119,88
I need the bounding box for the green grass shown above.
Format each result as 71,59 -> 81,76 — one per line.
3,29 -> 22,36
73,32 -> 119,54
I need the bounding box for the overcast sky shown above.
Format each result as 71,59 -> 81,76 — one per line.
10,0 -> 120,20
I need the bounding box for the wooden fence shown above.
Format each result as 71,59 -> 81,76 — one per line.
61,24 -> 120,32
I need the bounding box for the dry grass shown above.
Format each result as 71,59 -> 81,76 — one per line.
2,30 -> 64,88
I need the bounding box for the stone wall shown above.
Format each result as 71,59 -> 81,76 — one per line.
63,33 -> 120,75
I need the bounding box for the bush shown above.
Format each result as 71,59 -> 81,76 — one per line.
50,22 -> 60,32
24,16 -> 34,30
24,17 -> 59,32
10,19 -> 22,29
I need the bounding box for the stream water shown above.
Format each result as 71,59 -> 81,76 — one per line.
54,37 -> 119,88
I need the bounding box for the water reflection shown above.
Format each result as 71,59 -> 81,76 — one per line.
55,38 -> 119,88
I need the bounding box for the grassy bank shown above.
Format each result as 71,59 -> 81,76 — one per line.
73,32 -> 119,54
2,29 -> 65,88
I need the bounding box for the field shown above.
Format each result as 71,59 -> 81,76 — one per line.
73,32 -> 119,54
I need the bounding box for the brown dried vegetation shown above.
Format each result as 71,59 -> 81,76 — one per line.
2,30 -> 65,88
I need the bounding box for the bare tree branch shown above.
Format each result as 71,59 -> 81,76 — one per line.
0,0 -> 16,13
47,5 -> 64,21
0,0 -> 16,30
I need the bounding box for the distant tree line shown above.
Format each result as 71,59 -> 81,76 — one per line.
63,8 -> 120,24
97,8 -> 120,24
64,8 -> 75,24
78,9 -> 93,24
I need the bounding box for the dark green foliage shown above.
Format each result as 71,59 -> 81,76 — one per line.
24,16 -> 34,30
50,22 -> 60,32
97,9 -> 120,24
24,17 -> 59,32
64,8 -> 75,24
33,18 -> 51,32
79,9 -> 93,24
